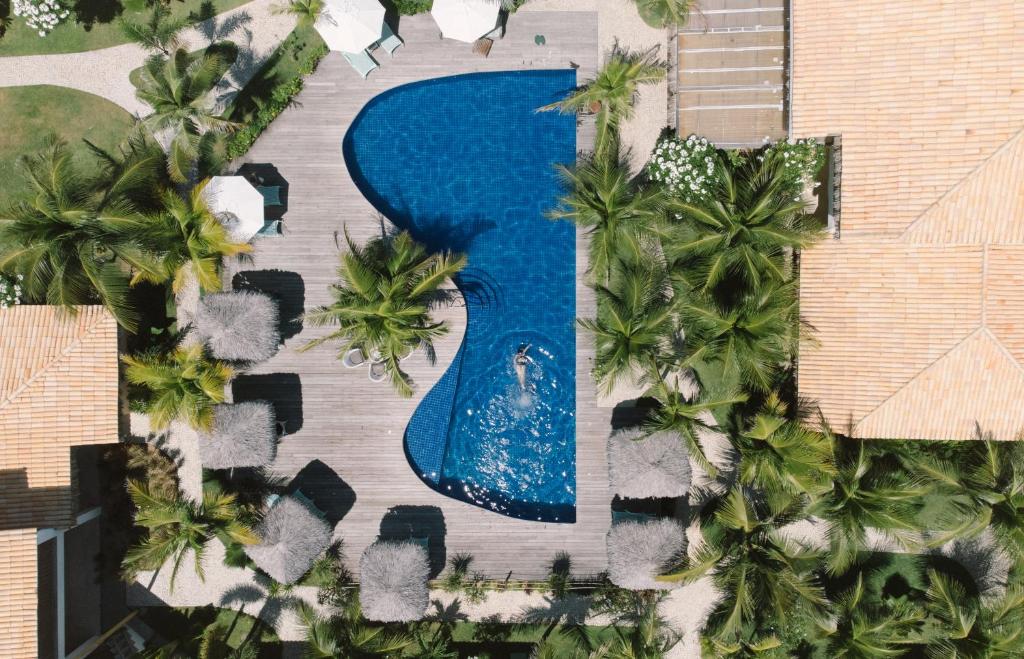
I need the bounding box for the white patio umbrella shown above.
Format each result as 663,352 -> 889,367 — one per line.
315,0 -> 386,53
431,0 -> 500,43
204,176 -> 265,242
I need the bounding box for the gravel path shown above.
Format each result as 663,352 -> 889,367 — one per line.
0,0 -> 296,116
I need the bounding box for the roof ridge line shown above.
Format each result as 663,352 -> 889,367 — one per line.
0,309 -> 111,412
979,326 -> 1024,377
852,326 -> 985,433
898,126 -> 1024,240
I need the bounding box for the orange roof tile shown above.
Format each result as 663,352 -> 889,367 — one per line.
0,529 -> 38,659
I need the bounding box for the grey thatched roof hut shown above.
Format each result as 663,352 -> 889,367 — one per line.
198,402 -> 277,469
193,291 -> 280,362
359,540 -> 429,622
606,518 -> 686,590
245,494 -> 332,584
608,428 -> 692,499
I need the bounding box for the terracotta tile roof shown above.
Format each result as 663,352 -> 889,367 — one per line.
0,529 -> 38,659
793,0 -> 1024,440
0,306 -> 120,659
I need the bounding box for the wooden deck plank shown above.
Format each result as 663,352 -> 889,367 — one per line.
224,12 -> 610,580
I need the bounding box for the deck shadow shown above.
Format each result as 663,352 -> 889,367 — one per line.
232,373 -> 303,434
378,505 -> 447,578
232,269 -> 304,340
290,460 -> 356,526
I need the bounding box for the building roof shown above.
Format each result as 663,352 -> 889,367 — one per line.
792,0 -> 1024,440
0,306 -> 120,659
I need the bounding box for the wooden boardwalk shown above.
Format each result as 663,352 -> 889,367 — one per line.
225,12 -> 611,580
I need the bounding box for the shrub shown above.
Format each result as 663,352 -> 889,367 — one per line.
646,133 -> 718,204
13,0 -> 69,36
761,136 -> 825,194
390,0 -> 432,14
0,273 -> 24,308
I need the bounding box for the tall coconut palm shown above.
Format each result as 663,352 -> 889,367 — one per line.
702,632 -> 785,658
634,0 -> 693,29
913,434 -> 1024,557
134,47 -> 238,183
271,0 -> 324,27
297,600 -> 414,658
809,434 -> 926,575
817,572 -> 924,658
119,3 -> 189,55
300,229 -> 466,397
123,343 -> 233,431
643,373 -> 747,478
921,569 -> 1024,658
122,479 -> 259,590
577,256 -> 677,395
589,589 -> 680,658
127,179 -> 252,293
679,281 -> 799,394
659,487 -> 827,643
733,393 -> 835,504
540,46 -> 666,158
0,136 -> 163,332
550,147 -> 665,283
666,152 -> 824,300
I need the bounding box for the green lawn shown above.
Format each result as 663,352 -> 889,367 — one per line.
0,85 -> 136,203
0,0 -> 251,56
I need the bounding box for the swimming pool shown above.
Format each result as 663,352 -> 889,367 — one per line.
343,70 -> 578,523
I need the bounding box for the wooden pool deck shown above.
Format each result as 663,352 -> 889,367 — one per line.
224,12 -> 612,580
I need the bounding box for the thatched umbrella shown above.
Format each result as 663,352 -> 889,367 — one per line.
194,291 -> 280,363
606,518 -> 686,590
245,494 -> 332,584
608,428 -> 691,499
359,540 -> 429,622
198,402 -> 277,469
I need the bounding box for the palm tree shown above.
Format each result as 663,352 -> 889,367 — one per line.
122,479 -> 259,590
589,589 -> 680,658
817,572 -> 924,658
733,394 -> 835,504
665,152 -> 823,299
120,4 -> 189,55
913,433 -> 1024,557
702,632 -> 785,658
549,147 -> 665,283
659,488 -> 827,643
577,257 -> 677,394
540,46 -> 666,158
633,0 -> 693,29
297,600 -> 414,658
123,343 -> 233,431
300,229 -> 466,397
127,180 -> 252,293
134,48 -> 238,183
0,136 -> 163,332
643,373 -> 747,478
921,569 -> 1024,658
679,281 -> 799,394
809,434 -> 926,575
271,0 -> 324,27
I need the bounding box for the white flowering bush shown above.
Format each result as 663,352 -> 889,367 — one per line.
646,134 -> 719,204
13,0 -> 71,36
0,273 -> 24,309
762,137 -> 825,188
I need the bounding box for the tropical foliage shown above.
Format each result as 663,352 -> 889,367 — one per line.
301,229 -> 465,397
119,4 -> 189,55
123,343 -> 233,431
633,0 -> 692,29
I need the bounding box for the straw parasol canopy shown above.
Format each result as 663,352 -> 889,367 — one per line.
608,428 -> 692,499
606,519 -> 686,590
193,291 -> 280,363
245,495 -> 333,584
198,402 -> 277,469
315,0 -> 386,53
431,0 -> 500,43
359,540 -> 429,622
204,176 -> 265,242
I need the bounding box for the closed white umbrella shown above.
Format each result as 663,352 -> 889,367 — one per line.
315,0 -> 386,53
204,176 -> 265,242
431,0 -> 500,43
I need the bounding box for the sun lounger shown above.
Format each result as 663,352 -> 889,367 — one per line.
342,348 -> 366,368
343,49 -> 379,79
473,38 -> 493,58
257,219 -> 283,237
378,23 -> 404,56
612,510 -> 656,525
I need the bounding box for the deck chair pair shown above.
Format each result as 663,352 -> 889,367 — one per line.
344,23 -> 404,79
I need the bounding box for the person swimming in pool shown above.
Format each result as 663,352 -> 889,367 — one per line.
514,344 -> 531,392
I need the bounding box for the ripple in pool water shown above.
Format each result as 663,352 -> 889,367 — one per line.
343,70 -> 578,522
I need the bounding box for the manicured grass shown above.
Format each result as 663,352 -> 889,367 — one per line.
451,621 -> 619,656
0,85 -> 135,203
0,0 -> 251,56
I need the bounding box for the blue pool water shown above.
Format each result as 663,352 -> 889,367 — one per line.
343,70 -> 578,523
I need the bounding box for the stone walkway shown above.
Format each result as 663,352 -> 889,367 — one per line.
0,0 -> 296,116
